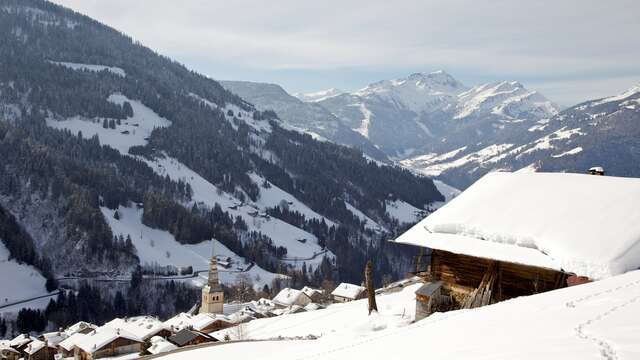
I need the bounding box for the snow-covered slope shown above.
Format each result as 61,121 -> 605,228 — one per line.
46,93 -> 171,155
400,84 -> 640,189
294,88 -> 344,103
48,93 -> 334,274
162,270 -> 640,360
219,80 -> 387,161
99,205 -> 283,289
49,61 -> 126,77
0,241 -> 48,309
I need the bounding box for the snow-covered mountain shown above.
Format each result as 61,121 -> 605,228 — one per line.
315,71 -> 559,158
0,0 -> 445,312
219,81 -> 388,160
293,88 -> 344,103
402,84 -> 640,188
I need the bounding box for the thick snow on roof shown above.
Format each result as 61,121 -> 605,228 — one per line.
103,316 -> 166,340
273,288 -> 309,307
331,283 -> 365,300
58,332 -> 87,352
301,286 -> 324,298
23,338 -> 45,355
395,172 -> 640,279
74,327 -> 140,353
165,270 -> 640,360
147,337 -> 178,355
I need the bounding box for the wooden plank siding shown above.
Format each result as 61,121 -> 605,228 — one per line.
429,249 -> 566,303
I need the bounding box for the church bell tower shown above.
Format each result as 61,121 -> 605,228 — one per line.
199,245 -> 224,314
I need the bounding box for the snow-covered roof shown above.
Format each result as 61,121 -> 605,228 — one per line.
163,313 -> 194,332
104,316 -> 166,340
64,321 -> 97,336
58,332 -> 86,352
301,286 -> 324,298
273,288 -> 310,307
395,171 -> 640,279
74,327 -> 141,354
41,331 -> 68,347
23,338 -> 46,355
331,283 -> 365,300
9,334 -> 32,348
147,337 -> 177,355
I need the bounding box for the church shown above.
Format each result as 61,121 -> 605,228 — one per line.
199,249 -> 224,314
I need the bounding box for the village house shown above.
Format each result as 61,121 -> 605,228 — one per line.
272,288 -> 312,308
21,338 -> 55,360
163,313 -> 234,334
57,332 -> 87,359
0,340 -> 20,360
331,283 -> 366,303
396,172 -> 640,319
146,336 -> 178,355
103,316 -> 171,342
64,322 -> 98,337
301,286 -> 325,303
167,329 -> 217,348
73,327 -> 143,360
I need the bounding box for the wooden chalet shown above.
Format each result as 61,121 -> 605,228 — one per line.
396,172 -> 640,319
74,327 -> 143,360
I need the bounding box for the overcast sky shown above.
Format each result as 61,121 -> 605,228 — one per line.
52,0 -> 640,106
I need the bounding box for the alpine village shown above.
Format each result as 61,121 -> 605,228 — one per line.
1,1 -> 640,360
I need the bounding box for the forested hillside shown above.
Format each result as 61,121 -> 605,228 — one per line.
0,0 -> 443,307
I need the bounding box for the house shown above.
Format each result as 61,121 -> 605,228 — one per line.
74,327 -> 143,360
163,313 -> 234,333
301,286 -> 324,303
57,332 -> 87,359
103,316 -> 171,341
331,283 -> 366,303
167,329 -> 216,348
21,338 -> 55,360
272,288 -> 312,308
0,341 -> 20,360
39,332 -> 68,348
146,336 -> 178,355
64,322 -> 97,337
9,334 -> 33,354
395,171 -> 640,318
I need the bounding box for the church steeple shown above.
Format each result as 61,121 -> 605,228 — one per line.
199,242 -> 224,314
206,254 -> 222,290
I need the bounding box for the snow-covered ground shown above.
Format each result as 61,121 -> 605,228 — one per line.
213,282 -> 421,341
100,205 -> 283,290
49,61 -> 126,77
0,241 -> 49,311
160,270 -> 640,360
143,155 -> 332,268
46,93 -> 171,155
344,201 -> 384,232
385,199 -> 422,224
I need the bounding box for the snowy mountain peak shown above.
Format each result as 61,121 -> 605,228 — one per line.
354,71 -> 468,113
455,81 -> 559,120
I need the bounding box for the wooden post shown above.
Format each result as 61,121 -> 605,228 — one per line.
365,260 -> 378,314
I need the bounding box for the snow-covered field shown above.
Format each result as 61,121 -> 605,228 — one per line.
46,93 -> 171,155
100,205 -> 284,289
49,61 -> 126,77
160,270 -> 640,360
0,241 -> 48,310
385,199 -> 422,224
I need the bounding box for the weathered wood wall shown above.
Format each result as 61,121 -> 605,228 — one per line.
429,250 -> 566,302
